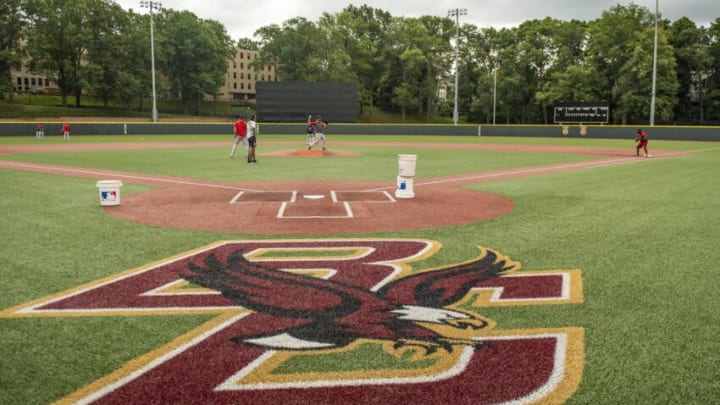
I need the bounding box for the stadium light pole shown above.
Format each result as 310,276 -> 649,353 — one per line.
140,1 -> 162,123
491,49 -> 497,125
448,8 -> 466,125
649,0 -> 659,126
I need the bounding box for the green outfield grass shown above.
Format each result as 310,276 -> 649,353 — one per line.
0,135 -> 718,404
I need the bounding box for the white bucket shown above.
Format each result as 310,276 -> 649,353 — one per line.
398,154 -> 417,177
395,176 -> 415,199
96,180 -> 123,206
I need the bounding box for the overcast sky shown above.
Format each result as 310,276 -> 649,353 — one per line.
114,1 -> 718,40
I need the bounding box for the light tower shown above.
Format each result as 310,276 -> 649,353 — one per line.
140,1 -> 162,122
649,0 -> 659,126
448,8 -> 467,125
491,48 -> 497,125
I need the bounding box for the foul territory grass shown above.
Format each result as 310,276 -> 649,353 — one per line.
0,135 -> 719,404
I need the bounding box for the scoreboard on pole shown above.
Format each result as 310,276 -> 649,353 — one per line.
553,102 -> 609,124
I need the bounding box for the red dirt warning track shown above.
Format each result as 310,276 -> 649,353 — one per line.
0,141 -> 674,234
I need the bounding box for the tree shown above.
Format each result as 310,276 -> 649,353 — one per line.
465,28 -> 490,123
708,18 -> 720,121
668,18 -> 713,123
23,0 -> 98,107
615,23 -> 678,124
331,5 -> 393,120
491,27 -> 530,124
0,0 -> 25,101
416,16 -> 453,122
120,10 -> 153,111
380,16 -> 453,122
393,47 -> 424,121
529,19 -> 590,123
314,12 -> 355,82
385,18 -> 427,121
83,0 -> 134,107
254,18 -> 325,81
196,18 -> 236,111
248,4 -> 718,124
586,3 -> 678,124
236,38 -> 258,51
156,10 -> 234,114
536,64 -> 598,111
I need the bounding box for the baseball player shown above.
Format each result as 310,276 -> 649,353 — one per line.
230,115 -> 247,159
307,114 -> 328,151
62,123 -> 71,141
246,115 -> 257,163
635,129 -> 649,157
305,118 -> 316,146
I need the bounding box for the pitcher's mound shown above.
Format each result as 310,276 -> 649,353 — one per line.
262,149 -> 359,157
297,149 -> 326,157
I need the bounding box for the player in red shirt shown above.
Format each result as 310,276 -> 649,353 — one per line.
635,129 -> 649,157
62,123 -> 71,141
35,123 -> 45,139
230,116 -> 247,159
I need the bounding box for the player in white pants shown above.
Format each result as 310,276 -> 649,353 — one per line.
307,115 -> 328,151
35,124 -> 45,139
305,125 -> 316,146
230,116 -> 248,159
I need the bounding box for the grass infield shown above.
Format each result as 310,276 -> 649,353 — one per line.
0,134 -> 718,404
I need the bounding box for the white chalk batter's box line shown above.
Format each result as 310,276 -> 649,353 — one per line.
278,201 -> 354,219
229,190 -> 397,219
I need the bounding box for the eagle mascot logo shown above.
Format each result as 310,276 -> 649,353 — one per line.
181,248 -> 516,355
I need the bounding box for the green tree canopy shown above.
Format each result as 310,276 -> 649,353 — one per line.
0,0 -> 25,100
156,9 -> 234,114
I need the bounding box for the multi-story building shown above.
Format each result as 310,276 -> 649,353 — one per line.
11,63 -> 59,95
216,48 -> 278,101
10,48 -> 276,102
9,37 -> 58,95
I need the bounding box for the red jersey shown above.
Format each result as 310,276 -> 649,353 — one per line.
62,124 -> 71,132
309,119 -> 324,133
36,124 -> 44,130
234,119 -> 247,137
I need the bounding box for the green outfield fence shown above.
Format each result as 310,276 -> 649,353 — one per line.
1,122 -> 718,140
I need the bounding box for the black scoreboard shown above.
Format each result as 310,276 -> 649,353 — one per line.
554,102 -> 609,123
256,82 -> 358,122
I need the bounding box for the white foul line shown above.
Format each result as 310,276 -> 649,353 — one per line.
0,161 -> 252,191
365,154 -> 670,192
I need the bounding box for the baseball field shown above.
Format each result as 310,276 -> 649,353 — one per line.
0,132 -> 718,404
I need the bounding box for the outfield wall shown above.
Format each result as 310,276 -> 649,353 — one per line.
478,124 -> 720,141
0,122 -> 717,141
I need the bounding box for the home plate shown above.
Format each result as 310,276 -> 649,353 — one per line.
303,194 -> 325,199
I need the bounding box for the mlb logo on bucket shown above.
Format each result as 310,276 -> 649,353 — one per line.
101,190 -> 117,201
398,181 -> 407,190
